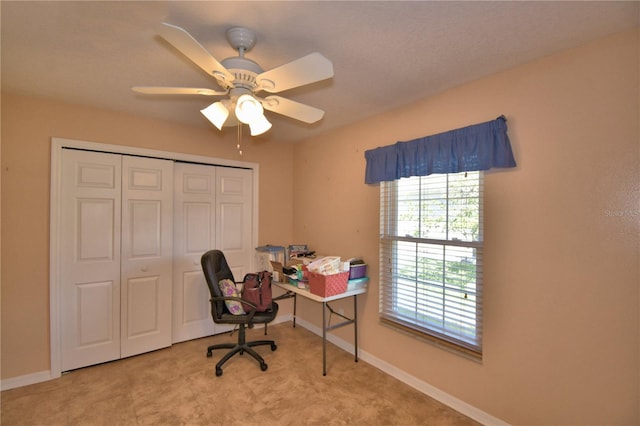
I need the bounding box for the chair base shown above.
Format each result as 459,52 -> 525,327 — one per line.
206,324 -> 277,376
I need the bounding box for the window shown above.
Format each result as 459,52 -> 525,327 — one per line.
379,171 -> 483,358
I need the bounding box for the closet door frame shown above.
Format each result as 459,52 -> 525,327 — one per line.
50,137 -> 259,379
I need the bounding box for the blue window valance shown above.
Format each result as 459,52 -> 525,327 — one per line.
364,116 -> 516,184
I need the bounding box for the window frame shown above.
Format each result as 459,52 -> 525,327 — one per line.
379,171 -> 484,359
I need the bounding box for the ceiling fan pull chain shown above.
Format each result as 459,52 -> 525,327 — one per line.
237,123 -> 243,156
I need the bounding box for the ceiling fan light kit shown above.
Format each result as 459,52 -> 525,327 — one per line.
247,112 -> 273,136
235,94 -> 263,124
234,93 -> 272,136
200,101 -> 229,131
133,23 -> 334,137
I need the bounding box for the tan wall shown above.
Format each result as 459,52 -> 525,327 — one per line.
0,94 -> 295,379
291,29 -> 639,425
2,28 -> 638,425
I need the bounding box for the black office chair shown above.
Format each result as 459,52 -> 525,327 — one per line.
201,249 -> 278,376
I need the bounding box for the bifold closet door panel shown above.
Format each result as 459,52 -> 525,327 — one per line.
60,149 -> 122,371
120,156 -> 174,358
172,164 -> 254,342
172,162 -> 217,343
216,167 -> 254,283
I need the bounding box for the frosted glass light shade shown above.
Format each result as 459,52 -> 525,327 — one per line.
201,102 -> 229,130
248,114 -> 272,136
235,94 -> 263,124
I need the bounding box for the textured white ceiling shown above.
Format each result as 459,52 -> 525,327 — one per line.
2,1 -> 638,143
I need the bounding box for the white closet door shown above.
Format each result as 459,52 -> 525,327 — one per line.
120,156 -> 173,358
172,163 -> 217,343
172,164 -> 253,342
60,149 -> 122,371
216,167 -> 254,281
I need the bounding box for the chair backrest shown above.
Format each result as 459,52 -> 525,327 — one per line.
201,250 -> 236,319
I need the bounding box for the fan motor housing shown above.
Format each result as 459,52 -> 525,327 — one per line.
219,57 -> 263,91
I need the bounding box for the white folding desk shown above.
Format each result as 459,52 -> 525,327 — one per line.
273,281 -> 367,376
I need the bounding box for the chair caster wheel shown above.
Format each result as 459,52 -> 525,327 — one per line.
260,363 -> 268,372
216,368 -> 223,377
271,343 -> 277,351
206,351 -> 212,358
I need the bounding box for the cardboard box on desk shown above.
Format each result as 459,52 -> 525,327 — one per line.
269,259 -> 304,282
308,271 -> 349,297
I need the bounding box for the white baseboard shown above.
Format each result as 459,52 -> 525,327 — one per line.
1,370 -> 53,391
292,318 -> 509,426
271,314 -> 293,326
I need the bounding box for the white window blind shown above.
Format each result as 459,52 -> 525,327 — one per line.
379,171 -> 483,357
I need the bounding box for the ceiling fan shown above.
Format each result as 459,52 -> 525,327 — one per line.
132,23 -> 334,136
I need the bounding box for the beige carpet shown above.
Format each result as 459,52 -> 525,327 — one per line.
1,323 -> 480,425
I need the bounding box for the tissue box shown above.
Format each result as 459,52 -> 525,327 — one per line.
308,271 -> 349,297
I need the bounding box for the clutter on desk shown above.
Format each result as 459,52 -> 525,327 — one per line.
256,244 -> 286,254
291,256 -> 369,295
270,257 -> 307,286
348,262 -> 367,280
347,276 -> 369,292
255,245 -> 286,274
288,244 -> 316,259
259,244 -> 369,295
307,256 -> 341,274
308,270 -> 350,297
269,260 -> 290,282
347,259 -> 367,286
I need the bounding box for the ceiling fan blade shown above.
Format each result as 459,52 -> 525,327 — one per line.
132,86 -> 228,96
158,23 -> 235,85
256,53 -> 334,93
260,95 -> 325,124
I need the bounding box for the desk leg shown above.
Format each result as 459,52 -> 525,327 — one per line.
354,295 -> 358,363
322,301 -> 327,376
293,294 -> 297,328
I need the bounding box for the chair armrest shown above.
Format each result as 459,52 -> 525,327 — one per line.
210,295 -> 258,325
211,295 -> 244,304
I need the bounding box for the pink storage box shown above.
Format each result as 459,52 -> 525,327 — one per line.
308,271 -> 349,297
